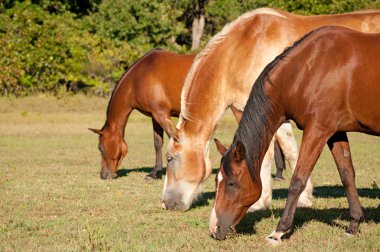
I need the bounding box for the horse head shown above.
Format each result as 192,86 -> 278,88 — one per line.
89,128 -> 128,180
162,119 -> 213,211
209,139 -> 262,240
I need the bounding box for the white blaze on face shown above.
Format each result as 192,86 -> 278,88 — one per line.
209,171 -> 224,234
179,180 -> 202,210
162,173 -> 168,198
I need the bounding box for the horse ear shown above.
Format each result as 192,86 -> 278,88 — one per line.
165,119 -> 180,142
214,138 -> 227,155
89,128 -> 103,135
233,141 -> 246,162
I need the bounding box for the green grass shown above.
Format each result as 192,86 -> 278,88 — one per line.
0,95 -> 379,251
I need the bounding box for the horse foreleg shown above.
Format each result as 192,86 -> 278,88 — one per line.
327,132 -> 363,235
248,138 -> 275,212
275,122 -> 313,208
266,127 -> 332,245
145,117 -> 164,180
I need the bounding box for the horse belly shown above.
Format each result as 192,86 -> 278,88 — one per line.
349,81 -> 380,135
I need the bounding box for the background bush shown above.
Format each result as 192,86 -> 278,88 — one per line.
0,0 -> 379,96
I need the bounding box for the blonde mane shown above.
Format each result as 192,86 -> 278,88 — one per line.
180,8 -> 287,122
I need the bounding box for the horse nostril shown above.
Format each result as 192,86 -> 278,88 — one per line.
215,226 -> 227,240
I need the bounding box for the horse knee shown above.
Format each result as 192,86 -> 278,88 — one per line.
289,178 -> 306,196
154,134 -> 163,148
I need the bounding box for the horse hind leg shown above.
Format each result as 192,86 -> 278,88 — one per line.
145,117 -> 164,181
327,132 -> 363,236
274,140 -> 286,181
267,126 -> 332,245
248,138 -> 275,212
275,122 -> 314,208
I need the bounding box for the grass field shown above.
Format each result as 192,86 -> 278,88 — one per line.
0,95 -> 379,251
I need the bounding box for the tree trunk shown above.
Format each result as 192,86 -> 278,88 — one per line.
191,14 -> 205,50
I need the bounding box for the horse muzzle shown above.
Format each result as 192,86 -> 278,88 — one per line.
100,169 -> 118,180
162,199 -> 188,211
211,224 -> 236,240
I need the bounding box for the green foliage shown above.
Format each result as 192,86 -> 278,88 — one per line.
0,0 -> 379,96
267,0 -> 368,15
0,0 -> 101,15
0,2 -> 134,95
87,0 -> 185,48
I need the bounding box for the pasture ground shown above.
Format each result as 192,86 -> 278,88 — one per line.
0,95 -> 379,251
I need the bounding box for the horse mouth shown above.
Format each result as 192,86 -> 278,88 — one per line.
100,169 -> 118,180
162,200 -> 188,211
212,225 -> 236,240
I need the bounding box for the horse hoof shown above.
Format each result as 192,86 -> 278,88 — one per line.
145,172 -> 162,181
274,176 -> 285,181
265,236 -> 282,246
343,231 -> 355,238
265,231 -> 284,246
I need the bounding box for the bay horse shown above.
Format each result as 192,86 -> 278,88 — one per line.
89,49 -> 284,180
163,8 -> 380,212
89,49 -> 195,180
210,26 -> 380,244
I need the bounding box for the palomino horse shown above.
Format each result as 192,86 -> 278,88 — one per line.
89,49 -> 194,180
89,49 -> 282,180
210,26 -> 380,243
163,8 -> 380,212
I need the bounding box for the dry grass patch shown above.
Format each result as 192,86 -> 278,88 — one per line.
0,96 -> 379,251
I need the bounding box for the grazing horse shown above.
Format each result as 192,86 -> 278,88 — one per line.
89,49 -> 283,180
210,26 -> 380,244
89,49 -> 195,180
163,8 -> 380,212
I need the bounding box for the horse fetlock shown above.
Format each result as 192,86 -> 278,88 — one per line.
145,169 -> 163,180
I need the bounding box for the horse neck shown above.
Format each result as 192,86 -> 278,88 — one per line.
179,106 -> 225,146
103,78 -> 133,138
181,16 -> 282,144
234,78 -> 284,185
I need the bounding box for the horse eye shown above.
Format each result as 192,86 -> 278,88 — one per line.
228,181 -> 235,187
167,156 -> 173,163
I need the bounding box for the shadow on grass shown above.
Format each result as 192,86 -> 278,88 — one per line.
235,206 -> 380,237
116,167 -> 167,178
272,186 -> 380,200
190,185 -> 379,210
116,167 -> 220,178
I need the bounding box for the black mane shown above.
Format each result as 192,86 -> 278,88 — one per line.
225,28 -> 324,180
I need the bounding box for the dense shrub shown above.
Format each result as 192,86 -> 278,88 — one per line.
0,2 -> 132,95
0,0 -> 379,96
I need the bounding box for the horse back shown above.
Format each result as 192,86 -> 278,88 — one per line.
274,27 -> 380,134
124,50 -> 195,115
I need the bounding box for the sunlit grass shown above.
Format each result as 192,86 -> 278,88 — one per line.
0,96 -> 379,251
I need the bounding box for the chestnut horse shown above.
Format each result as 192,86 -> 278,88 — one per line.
89,49 -> 195,180
210,26 -> 380,243
163,8 -> 380,211
89,49 -> 285,180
